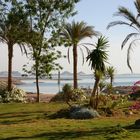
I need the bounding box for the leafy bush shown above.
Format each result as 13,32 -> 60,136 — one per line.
129,102 -> 140,110
71,88 -> 86,102
70,106 -> 100,119
62,84 -> 72,105
0,81 -> 26,103
130,90 -> 140,100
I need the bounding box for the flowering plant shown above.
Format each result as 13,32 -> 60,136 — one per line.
129,102 -> 140,110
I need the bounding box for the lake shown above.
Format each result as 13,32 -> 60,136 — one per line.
16,74 -> 140,94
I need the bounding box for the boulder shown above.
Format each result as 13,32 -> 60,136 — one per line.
70,106 -> 100,119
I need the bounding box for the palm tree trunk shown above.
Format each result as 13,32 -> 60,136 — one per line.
35,60 -> 40,102
90,78 -> 99,109
111,77 -> 113,87
8,44 -> 13,91
73,45 -> 78,89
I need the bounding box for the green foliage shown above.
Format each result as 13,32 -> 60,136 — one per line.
99,81 -> 107,92
62,84 -> 72,94
87,36 -> 109,73
71,88 -> 86,102
106,83 -> 113,94
22,0 -> 80,97
62,84 -> 72,104
0,81 -> 26,103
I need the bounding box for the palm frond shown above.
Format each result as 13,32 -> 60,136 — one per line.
79,47 -> 84,65
19,43 -> 28,56
114,6 -> 140,29
107,21 -> 138,31
135,0 -> 140,16
67,47 -> 71,64
79,44 -> 91,55
87,36 -> 109,72
127,38 -> 140,72
121,33 -> 139,49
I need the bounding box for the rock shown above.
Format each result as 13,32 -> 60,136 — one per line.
70,106 -> 100,119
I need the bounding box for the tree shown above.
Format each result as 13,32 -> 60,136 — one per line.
61,21 -> 98,89
0,1 -> 29,91
107,0 -> 140,72
106,66 -> 115,87
87,36 -> 109,109
24,0 -> 80,102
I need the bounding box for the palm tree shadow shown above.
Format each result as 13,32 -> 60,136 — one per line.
0,126 -> 119,140
0,129 -> 109,140
0,111 -> 47,125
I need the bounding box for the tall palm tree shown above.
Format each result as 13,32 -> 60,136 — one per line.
106,66 -> 115,87
107,0 -> 140,72
61,21 -> 98,89
87,36 -> 109,109
0,5 -> 29,91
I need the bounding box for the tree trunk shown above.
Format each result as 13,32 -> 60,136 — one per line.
35,60 -> 40,102
8,44 -> 13,91
73,45 -> 78,89
90,78 -> 99,109
95,88 -> 99,109
110,77 -> 113,87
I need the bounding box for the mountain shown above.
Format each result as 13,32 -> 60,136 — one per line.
61,71 -> 73,76
78,71 -> 86,75
0,71 -> 21,77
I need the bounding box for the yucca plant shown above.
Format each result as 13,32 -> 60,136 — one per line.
87,36 -> 109,109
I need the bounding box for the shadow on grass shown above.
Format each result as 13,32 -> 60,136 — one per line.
0,111 -> 48,125
0,124 -> 139,140
124,124 -> 140,132
47,108 -> 70,119
0,126 -> 114,140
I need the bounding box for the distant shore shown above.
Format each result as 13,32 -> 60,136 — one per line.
0,77 -> 137,95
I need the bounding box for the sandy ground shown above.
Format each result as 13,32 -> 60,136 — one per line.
26,93 -> 56,102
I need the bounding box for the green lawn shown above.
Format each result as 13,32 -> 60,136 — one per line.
0,103 -> 139,140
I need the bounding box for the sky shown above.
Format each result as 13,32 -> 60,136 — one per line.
0,0 -> 140,74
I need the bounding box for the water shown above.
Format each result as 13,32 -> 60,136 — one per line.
16,74 -> 140,94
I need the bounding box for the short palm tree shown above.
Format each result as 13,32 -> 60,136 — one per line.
107,0 -> 140,72
106,66 -> 115,87
0,6 -> 29,91
61,21 -> 98,89
87,36 -> 109,109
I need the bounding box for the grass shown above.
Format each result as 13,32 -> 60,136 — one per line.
0,102 -> 139,140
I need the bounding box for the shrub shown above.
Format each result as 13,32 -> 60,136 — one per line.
0,81 -> 26,103
130,90 -> 140,100
71,88 -> 86,102
70,106 -> 100,119
62,84 -> 72,104
129,102 -> 140,110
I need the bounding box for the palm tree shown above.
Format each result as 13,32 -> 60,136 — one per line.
87,36 -> 109,109
106,66 -> 115,87
107,0 -> 140,72
0,5 -> 29,91
61,21 -> 98,89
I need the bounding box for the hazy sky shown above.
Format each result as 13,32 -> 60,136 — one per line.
0,0 -> 140,74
